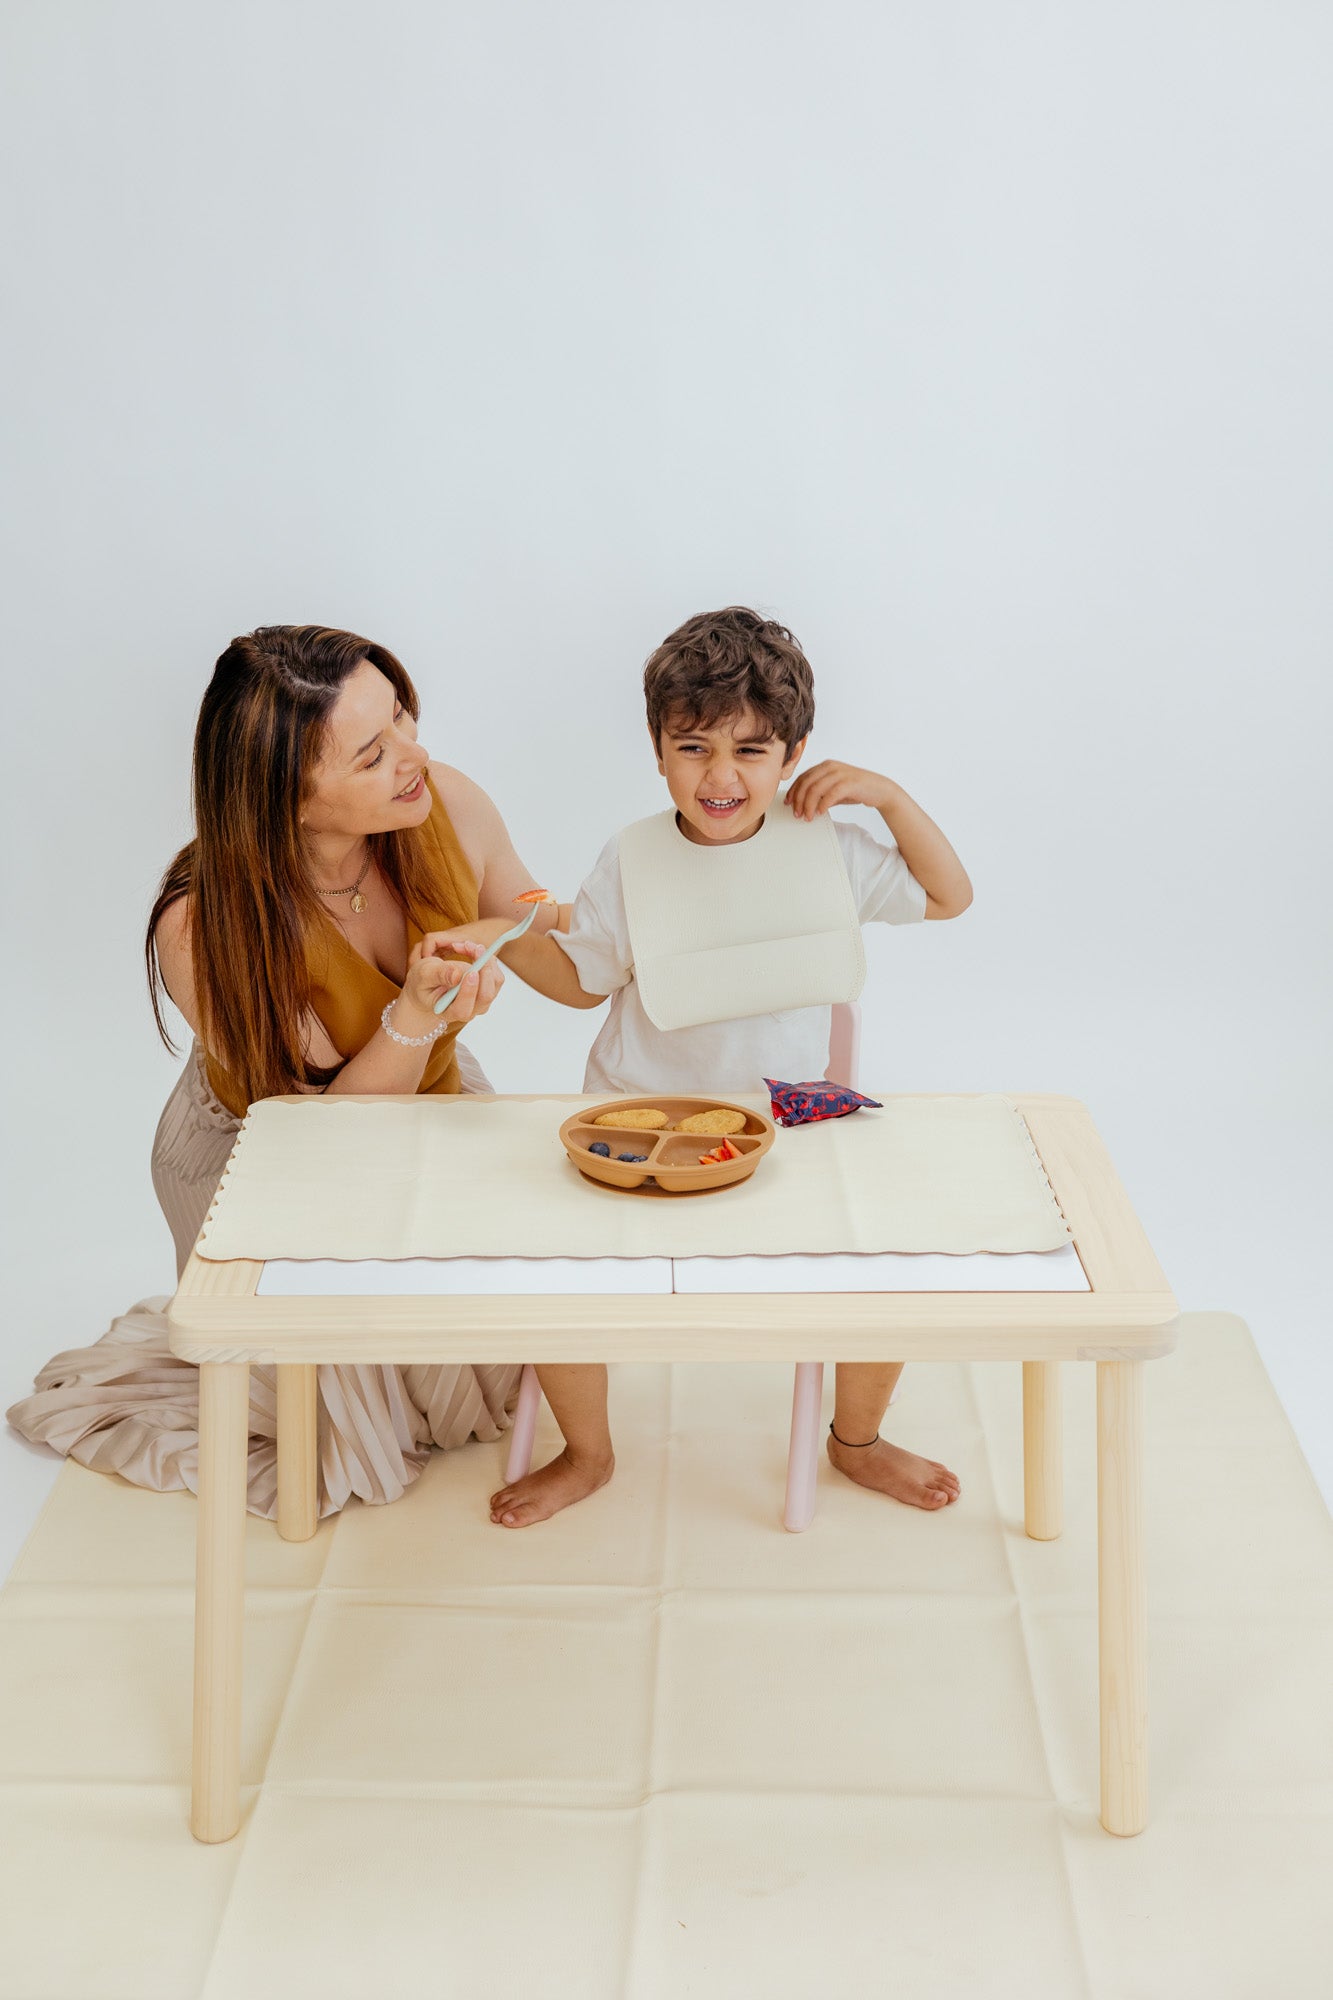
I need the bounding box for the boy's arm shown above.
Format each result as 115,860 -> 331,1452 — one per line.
409,917 -> 602,1007
499,928 -> 608,1010
786,762 -> 973,919
420,776 -> 620,1009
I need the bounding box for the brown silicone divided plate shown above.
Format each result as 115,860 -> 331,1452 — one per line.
558,1096 -> 777,1195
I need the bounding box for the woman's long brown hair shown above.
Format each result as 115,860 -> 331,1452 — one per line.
146,626 -> 443,1104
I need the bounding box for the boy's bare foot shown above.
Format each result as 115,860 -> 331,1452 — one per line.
826,1432 -> 961,1510
489,1447 -> 615,1528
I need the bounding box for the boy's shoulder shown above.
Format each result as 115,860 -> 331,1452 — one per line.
570,831 -> 630,917
585,827 -> 630,875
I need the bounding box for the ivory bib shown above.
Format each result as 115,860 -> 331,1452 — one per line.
617,797 -> 866,1032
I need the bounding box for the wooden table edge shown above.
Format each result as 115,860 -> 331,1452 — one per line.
166,1274 -> 1179,1365
169,1092 -> 1178,1365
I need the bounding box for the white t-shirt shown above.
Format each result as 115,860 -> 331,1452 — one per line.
553,816 -> 928,1096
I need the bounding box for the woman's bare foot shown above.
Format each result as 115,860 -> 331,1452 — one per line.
826,1432 -> 961,1510
489,1447 -> 615,1528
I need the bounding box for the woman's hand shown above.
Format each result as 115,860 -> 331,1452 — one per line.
397,935 -> 505,1031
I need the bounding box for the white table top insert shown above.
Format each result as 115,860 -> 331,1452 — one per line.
256,1246 -> 1089,1297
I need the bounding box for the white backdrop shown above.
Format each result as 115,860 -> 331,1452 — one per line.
3,2 -> 1331,1541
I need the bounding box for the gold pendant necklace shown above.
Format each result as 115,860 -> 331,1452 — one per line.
315,846 -> 371,915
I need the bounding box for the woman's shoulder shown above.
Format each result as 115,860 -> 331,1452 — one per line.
427,761 -> 508,879
428,760 -> 495,827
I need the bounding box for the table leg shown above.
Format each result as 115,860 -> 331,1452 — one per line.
1097,1358 -> 1147,1835
191,1362 -> 249,1843
276,1363 -> 319,1542
1022,1361 -> 1062,1539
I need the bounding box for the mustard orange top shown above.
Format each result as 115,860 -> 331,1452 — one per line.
205,783 -> 481,1115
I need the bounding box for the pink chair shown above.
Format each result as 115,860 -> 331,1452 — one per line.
505,1001 -> 889,1533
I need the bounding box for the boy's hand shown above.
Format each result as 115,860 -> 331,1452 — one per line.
787,761 -> 896,820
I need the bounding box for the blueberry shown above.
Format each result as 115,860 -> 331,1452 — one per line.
617,1152 -> 647,1163
588,1141 -> 611,1157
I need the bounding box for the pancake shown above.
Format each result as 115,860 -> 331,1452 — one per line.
675,1107 -> 747,1137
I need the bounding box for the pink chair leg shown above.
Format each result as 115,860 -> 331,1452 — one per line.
825,1003 -> 862,1094
826,1001 -> 898,1415
505,1364 -> 541,1482
784,1361 -> 825,1532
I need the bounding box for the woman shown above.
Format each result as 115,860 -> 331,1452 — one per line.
8,625 -> 563,1517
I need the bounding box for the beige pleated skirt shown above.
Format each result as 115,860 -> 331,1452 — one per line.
5,1044 -> 519,1520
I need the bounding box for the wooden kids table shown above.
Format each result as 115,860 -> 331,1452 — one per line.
166,1091 -> 1178,1845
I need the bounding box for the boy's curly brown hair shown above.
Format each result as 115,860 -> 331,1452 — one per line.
643,605 -> 815,755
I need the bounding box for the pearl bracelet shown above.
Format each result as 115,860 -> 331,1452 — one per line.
380,998 -> 449,1048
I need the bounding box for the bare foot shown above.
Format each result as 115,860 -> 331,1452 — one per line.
826,1433 -> 961,1510
489,1448 -> 615,1528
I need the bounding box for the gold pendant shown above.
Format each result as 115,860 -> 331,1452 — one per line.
350,891 -> 367,915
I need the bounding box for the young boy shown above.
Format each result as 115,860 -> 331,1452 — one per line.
490,605 -> 972,1528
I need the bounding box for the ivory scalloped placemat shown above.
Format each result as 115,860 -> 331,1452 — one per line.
195,1093 -> 1072,1263
2,1314 -> 1331,1999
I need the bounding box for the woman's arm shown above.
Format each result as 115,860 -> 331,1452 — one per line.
428,761 -> 596,1001
320,936 -> 500,1092
154,900 -> 501,1095
154,897 -> 206,1039
429,762 -> 570,937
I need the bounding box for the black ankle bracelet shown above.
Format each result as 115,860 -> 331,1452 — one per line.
829,1422 -> 880,1449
